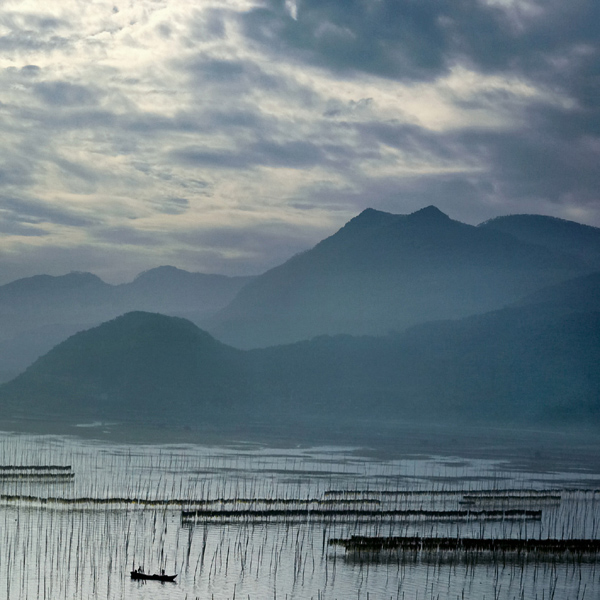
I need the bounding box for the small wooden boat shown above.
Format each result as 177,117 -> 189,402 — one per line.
130,570 -> 177,582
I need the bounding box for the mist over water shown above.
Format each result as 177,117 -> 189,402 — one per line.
1,432 -> 599,599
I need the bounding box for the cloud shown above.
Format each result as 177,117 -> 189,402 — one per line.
0,0 -> 597,285
239,0 -> 600,88
239,0 -> 455,81
0,160 -> 34,187
0,221 -> 48,237
173,220 -> 327,274
92,225 -> 166,246
34,81 -> 99,106
171,139 -> 327,171
0,196 -> 94,228
153,196 -> 190,215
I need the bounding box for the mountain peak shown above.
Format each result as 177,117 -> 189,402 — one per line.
1,271 -> 106,294
407,205 -> 450,222
346,206 -> 450,231
351,208 -> 395,226
134,265 -> 187,281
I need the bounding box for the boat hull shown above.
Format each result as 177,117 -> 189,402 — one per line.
130,571 -> 177,582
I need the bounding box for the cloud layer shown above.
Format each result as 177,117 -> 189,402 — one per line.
0,0 -> 598,283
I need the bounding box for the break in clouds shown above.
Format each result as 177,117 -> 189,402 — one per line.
0,0 -> 599,283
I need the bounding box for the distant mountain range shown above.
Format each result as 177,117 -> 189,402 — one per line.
0,267 -> 252,382
207,206 -> 598,348
1,205 -> 599,431
2,269 -> 598,428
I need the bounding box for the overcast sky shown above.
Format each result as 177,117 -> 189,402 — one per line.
1,0 -> 599,283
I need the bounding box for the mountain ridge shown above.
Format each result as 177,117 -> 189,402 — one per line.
0,267 -> 253,382
2,267 -> 599,429
208,206 -> 593,348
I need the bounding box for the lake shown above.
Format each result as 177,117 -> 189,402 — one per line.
0,426 -> 599,599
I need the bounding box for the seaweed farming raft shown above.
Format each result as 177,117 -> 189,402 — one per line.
181,506 -> 542,524
329,535 -> 600,561
0,465 -> 74,482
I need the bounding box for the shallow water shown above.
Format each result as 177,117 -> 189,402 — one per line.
0,432 -> 598,599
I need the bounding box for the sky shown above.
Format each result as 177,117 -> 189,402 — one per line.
0,0 -> 599,284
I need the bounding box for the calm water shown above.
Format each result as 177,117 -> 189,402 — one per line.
0,430 -> 599,599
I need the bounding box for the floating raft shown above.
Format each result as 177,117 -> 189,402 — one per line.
329,535 -> 600,556
324,488 -> 600,498
0,466 -> 72,471
0,466 -> 74,481
181,508 -> 541,524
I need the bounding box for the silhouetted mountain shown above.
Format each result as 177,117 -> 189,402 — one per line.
0,268 -> 253,382
208,206 -> 589,348
0,272 -> 115,343
0,272 -> 113,316
2,269 -> 599,429
480,214 -> 600,270
0,312 -> 247,421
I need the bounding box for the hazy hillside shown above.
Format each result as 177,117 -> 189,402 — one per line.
117,266 -> 254,318
517,271 -> 600,312
208,206 -> 590,348
249,280 -> 600,426
0,267 -> 252,382
1,205 -> 597,393
0,312 -> 248,422
480,214 -> 600,270
3,270 -> 599,429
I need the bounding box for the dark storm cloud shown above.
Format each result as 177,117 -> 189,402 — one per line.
239,0 -> 600,87
240,0 -> 450,81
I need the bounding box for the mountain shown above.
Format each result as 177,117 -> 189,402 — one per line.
118,266 -> 253,317
0,312 -> 248,422
207,206 -> 590,348
480,214 -> 600,270
0,268 -> 253,382
517,271 -> 600,313
2,270 -> 599,429
0,272 -> 113,336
